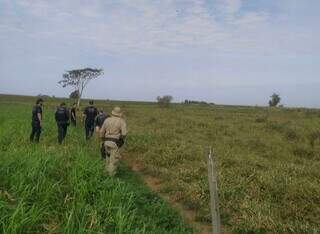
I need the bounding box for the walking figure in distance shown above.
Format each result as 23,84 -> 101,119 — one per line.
55,102 -> 70,144
30,98 -> 44,143
83,100 -> 98,140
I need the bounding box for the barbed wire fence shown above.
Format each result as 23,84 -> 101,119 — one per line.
206,147 -> 221,234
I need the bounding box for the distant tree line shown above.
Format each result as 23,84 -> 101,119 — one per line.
37,94 -> 56,98
184,99 -> 215,105
37,94 -> 51,98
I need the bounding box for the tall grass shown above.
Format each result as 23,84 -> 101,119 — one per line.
123,104 -> 320,233
0,101 -> 191,233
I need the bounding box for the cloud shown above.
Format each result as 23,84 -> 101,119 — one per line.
220,0 -> 242,16
0,0 -> 259,53
0,0 -> 318,57
0,0 -> 320,107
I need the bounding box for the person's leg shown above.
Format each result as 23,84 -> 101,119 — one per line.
72,118 -> 76,126
63,125 -> 68,139
60,124 -> 68,143
30,125 -> 36,142
89,124 -> 94,137
109,148 -> 120,176
105,144 -> 120,176
58,124 -> 63,144
105,152 -> 110,171
34,125 -> 41,143
85,123 -> 90,140
100,142 -> 106,159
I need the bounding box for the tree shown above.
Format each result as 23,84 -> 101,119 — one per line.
157,95 -> 173,107
59,68 -> 103,107
69,90 -> 79,99
269,93 -> 281,107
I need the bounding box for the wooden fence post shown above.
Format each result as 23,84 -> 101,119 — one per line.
207,147 -> 221,234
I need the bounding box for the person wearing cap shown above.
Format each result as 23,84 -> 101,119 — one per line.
30,98 -> 44,143
83,100 -> 98,140
100,107 -> 127,176
55,102 -> 70,144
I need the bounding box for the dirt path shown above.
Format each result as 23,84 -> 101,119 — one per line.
124,158 -> 213,234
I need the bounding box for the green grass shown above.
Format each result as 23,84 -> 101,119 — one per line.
1,94 -> 320,233
0,99 -> 192,233
122,102 -> 320,233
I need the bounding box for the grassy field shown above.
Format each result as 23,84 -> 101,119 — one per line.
1,94 -> 320,233
0,95 -> 191,233
124,100 -> 320,233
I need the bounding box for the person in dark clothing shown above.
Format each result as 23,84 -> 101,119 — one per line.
95,109 -> 110,159
30,98 -> 44,143
95,110 -> 110,133
70,103 -> 77,126
83,100 -> 98,140
55,102 -> 70,144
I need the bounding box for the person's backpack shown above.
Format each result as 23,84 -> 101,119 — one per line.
56,107 -> 67,122
88,107 -> 96,117
96,113 -> 108,128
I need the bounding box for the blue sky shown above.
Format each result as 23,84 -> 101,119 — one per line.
0,0 -> 319,107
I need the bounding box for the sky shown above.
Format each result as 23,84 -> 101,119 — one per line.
0,0 -> 319,107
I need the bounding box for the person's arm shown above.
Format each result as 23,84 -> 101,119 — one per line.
82,108 -> 87,122
94,115 -> 99,127
66,108 -> 70,121
94,108 -> 98,122
38,113 -> 42,126
95,116 -> 100,132
120,120 -> 127,139
38,107 -> 42,126
99,122 -> 106,140
55,110 -> 58,122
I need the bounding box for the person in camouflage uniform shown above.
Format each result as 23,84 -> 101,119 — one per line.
100,107 -> 127,176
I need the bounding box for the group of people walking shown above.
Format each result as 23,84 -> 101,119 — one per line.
29,98 -> 127,176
